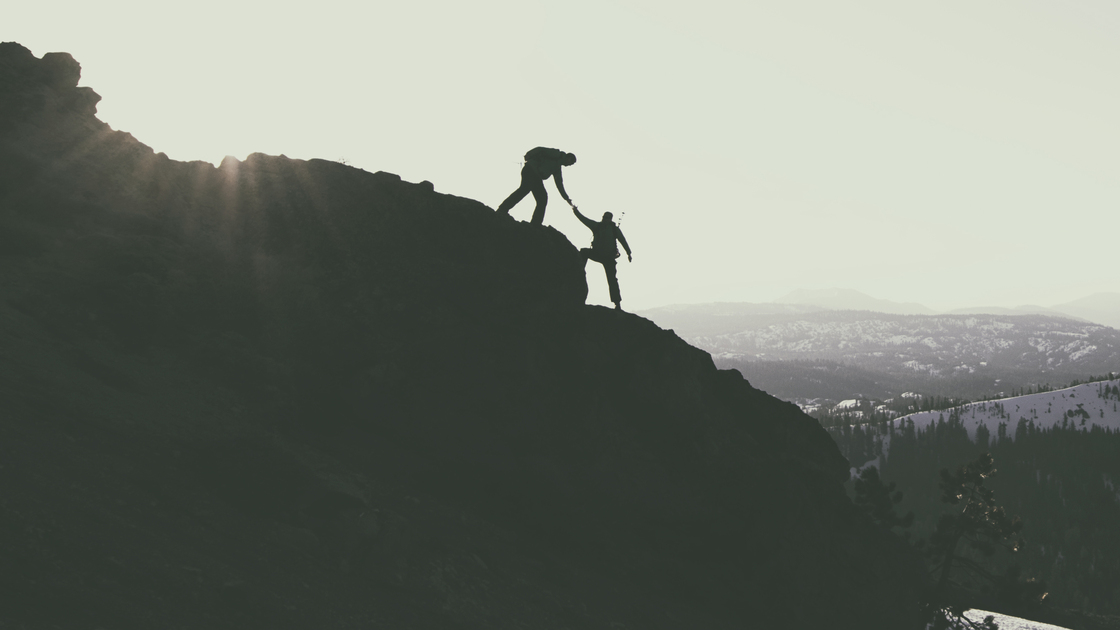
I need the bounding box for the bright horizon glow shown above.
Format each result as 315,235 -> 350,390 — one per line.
6,1 -> 1120,311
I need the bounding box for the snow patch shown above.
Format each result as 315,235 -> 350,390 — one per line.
964,609 -> 1070,630
879,379 -> 1120,460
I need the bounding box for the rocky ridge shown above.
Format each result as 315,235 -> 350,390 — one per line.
0,43 -> 922,629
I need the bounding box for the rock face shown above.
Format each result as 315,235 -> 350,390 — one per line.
0,43 -> 924,629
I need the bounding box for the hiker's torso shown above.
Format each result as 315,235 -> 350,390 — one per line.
524,146 -> 564,179
591,222 -> 619,257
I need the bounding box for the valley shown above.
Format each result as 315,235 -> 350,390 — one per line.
644,301 -> 1120,624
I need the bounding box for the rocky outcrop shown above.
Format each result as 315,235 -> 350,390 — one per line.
0,43 -> 923,629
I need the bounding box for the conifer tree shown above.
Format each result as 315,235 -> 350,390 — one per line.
852,466 -> 913,532
923,453 -> 1046,629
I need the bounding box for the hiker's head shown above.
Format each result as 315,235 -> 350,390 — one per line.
602,211 -> 613,222
562,152 -> 577,166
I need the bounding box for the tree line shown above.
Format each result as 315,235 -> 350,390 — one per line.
834,412 -> 1120,621
812,371 -> 1120,429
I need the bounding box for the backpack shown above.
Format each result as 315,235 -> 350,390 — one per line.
524,146 -> 564,164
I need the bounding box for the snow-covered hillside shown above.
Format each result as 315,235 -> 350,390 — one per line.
695,314 -> 1118,373
876,379 -> 1120,462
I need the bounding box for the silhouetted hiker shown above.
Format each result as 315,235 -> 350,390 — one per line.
573,207 -> 632,311
496,147 -> 577,225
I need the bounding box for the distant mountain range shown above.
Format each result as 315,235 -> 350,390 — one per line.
774,288 -> 936,315
640,303 -> 1120,403
768,288 -> 1120,328
1050,292 -> 1120,330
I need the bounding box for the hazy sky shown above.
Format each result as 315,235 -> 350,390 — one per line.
8,1 -> 1120,311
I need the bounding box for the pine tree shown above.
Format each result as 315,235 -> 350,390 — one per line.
853,466 -> 914,532
923,453 -> 1046,629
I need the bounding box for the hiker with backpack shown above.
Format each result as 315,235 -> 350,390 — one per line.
573,206 -> 632,311
496,147 -> 577,225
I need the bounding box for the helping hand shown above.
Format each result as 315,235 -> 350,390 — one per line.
627,253 -> 633,263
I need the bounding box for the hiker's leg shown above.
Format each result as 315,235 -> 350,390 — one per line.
605,260 -> 621,306
578,248 -> 593,265
496,166 -> 535,214
497,184 -> 530,214
529,178 -> 548,225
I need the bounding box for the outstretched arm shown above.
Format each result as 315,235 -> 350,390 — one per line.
616,227 -> 632,261
552,166 -> 573,206
572,206 -> 596,230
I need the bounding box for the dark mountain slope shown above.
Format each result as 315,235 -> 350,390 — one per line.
0,43 -> 922,629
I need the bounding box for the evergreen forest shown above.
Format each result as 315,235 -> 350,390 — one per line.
831,413 -> 1120,617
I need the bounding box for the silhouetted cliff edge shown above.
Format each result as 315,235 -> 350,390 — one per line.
0,43 -> 923,629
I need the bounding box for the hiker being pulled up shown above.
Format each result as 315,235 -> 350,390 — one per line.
573,206 -> 632,311
496,147 -> 576,225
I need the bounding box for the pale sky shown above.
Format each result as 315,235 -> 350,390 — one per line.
7,1 -> 1120,311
